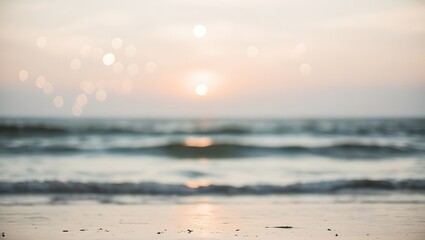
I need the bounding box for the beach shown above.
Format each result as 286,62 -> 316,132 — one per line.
2,0 -> 425,238
1,118 -> 424,239
1,196 -> 425,240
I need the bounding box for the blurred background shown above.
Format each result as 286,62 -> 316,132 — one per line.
0,0 -> 424,118
0,0 -> 424,201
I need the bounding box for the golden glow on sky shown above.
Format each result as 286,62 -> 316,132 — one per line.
103,53 -> 115,66
193,24 -> 207,38
182,70 -> 220,98
195,84 -> 208,96
299,64 -> 312,76
125,45 -> 137,57
111,37 -> 123,49
145,61 -> 157,73
112,62 -> 124,74
126,63 -> 139,76
80,45 -> 91,58
292,43 -> 307,58
18,70 -> 28,82
80,81 -> 96,94
70,59 -> 82,70
246,46 -> 258,58
2,0 -> 425,118
36,36 -> 46,49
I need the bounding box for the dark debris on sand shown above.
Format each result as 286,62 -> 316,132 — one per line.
1,232 -> 5,237
62,230 -> 69,233
267,226 -> 293,229
97,228 -> 109,232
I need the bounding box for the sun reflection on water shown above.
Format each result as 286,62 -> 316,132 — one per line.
172,197 -> 224,237
184,137 -> 213,148
185,179 -> 211,189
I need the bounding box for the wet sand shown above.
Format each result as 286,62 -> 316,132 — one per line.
1,197 -> 424,240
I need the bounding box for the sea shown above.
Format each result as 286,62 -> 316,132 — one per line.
0,118 -> 424,204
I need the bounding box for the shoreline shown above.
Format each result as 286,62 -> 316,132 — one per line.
1,197 -> 424,240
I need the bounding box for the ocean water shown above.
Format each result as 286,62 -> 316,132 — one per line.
0,118 -> 424,203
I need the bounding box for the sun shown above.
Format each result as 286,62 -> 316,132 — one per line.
193,24 -> 207,38
195,84 -> 208,96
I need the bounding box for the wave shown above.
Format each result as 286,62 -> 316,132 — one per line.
1,118 -> 424,137
0,124 -> 68,135
0,179 -> 424,195
109,142 -> 421,158
1,142 -> 422,158
0,123 -> 251,136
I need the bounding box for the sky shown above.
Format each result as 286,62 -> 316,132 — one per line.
0,0 -> 424,118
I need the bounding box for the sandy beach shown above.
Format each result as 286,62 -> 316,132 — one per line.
1,119 -> 425,240
1,0 -> 425,238
1,196 -> 424,240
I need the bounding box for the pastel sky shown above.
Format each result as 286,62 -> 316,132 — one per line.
0,0 -> 424,118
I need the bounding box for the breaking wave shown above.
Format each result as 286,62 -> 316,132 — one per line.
1,118 -> 424,136
1,179 -> 424,195
1,142 -> 422,158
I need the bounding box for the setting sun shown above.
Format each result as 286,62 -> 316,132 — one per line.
195,84 -> 208,96
193,24 -> 207,38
